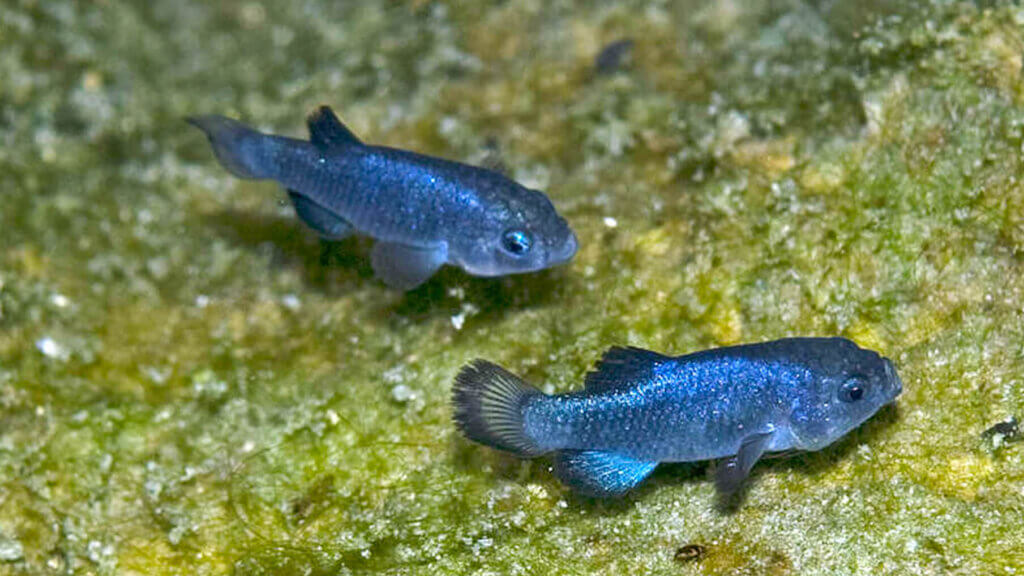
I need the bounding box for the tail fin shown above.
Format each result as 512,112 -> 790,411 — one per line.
452,360 -> 546,457
186,115 -> 274,179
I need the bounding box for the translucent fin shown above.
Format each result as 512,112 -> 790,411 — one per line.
287,191 -> 353,240
370,241 -> 446,290
307,106 -> 362,151
714,431 -> 773,495
451,360 -> 545,457
553,450 -> 658,497
186,115 -> 273,179
583,346 -> 672,392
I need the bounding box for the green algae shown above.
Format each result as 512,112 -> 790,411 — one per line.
2,0 -> 1024,574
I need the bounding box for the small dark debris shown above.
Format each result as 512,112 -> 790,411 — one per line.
674,544 -> 706,563
595,39 -> 634,74
289,475 -> 336,521
982,416 -> 1020,443
481,136 -> 508,175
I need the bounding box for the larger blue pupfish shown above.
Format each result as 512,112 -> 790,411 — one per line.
187,107 -> 578,289
452,337 -> 902,497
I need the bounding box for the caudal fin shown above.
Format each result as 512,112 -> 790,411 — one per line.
186,115 -> 274,179
452,360 -> 546,457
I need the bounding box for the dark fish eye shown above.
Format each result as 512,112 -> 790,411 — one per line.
501,229 -> 532,256
839,376 -> 868,403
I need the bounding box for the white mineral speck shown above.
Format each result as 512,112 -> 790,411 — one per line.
195,295 -> 210,308
51,293 -> 70,308
451,312 -> 466,330
282,294 -> 301,310
603,216 -> 618,228
143,366 -> 170,385
168,525 -> 187,545
391,384 -> 415,403
0,536 -> 23,561
451,303 -> 478,330
36,337 -> 68,360
383,365 -> 406,384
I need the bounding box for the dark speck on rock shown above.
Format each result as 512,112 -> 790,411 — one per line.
595,38 -> 634,74
982,417 -> 1020,445
674,544 -> 706,563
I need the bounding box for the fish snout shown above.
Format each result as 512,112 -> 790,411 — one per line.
548,229 -> 578,265
883,358 -> 903,399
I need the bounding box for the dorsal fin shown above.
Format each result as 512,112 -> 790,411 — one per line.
583,346 -> 672,392
307,105 -> 362,150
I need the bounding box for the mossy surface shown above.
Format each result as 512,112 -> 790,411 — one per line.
2,1 -> 1024,574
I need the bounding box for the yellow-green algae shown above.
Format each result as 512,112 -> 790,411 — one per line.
2,0 -> 1024,574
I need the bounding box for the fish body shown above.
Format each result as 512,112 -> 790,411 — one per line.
188,107 -> 577,289
453,337 -> 902,497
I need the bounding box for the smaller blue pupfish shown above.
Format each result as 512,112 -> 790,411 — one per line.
453,338 -> 902,497
187,107 -> 578,290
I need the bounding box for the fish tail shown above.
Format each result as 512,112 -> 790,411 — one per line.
452,360 -> 546,457
186,115 -> 277,179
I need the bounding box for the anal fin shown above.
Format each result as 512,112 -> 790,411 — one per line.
553,450 -> 658,497
288,191 -> 353,240
371,241 -> 447,290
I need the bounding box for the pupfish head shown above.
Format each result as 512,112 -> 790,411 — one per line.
786,338 -> 903,451
456,185 -> 578,277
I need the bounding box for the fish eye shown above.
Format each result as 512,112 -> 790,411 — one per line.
839,376 -> 869,403
501,229 -> 532,256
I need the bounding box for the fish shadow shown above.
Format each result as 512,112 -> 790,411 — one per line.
449,437 -> 569,494
204,208 -> 375,294
714,402 -> 903,513
205,208 -> 569,316
449,438 -> 702,517
566,461 -> 710,517
385,265 -> 569,323
450,403 -> 901,516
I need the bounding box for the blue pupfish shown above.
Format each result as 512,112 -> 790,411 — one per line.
452,337 -> 902,497
187,107 -> 578,290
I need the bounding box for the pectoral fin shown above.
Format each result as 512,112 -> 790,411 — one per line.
288,191 -> 353,240
553,450 -> 658,497
715,431 -> 773,495
371,241 -> 447,290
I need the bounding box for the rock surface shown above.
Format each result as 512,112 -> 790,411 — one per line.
1,1 -> 1023,574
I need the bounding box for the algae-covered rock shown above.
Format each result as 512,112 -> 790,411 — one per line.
1,0 -> 1023,574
